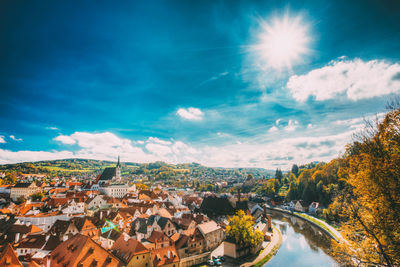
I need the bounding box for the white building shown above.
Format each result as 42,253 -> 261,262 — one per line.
99,184 -> 128,198
10,182 -> 42,201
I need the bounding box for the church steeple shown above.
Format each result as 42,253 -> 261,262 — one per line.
115,156 -> 121,182
116,156 -> 120,168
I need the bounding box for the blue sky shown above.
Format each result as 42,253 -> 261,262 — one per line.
1,0 -> 400,169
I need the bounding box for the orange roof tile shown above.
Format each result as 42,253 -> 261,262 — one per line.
48,234 -> 121,267
151,245 -> 180,267
0,244 -> 23,267
111,234 -> 149,264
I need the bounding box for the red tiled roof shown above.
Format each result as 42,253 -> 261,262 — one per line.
48,234 -> 121,267
151,245 -> 180,267
0,244 -> 23,267
111,234 -> 149,264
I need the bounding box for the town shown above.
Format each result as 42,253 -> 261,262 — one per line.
0,158 -> 293,267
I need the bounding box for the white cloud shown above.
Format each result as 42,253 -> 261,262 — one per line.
268,126 -> 279,133
0,136 -> 5,144
307,124 -> 313,129
287,58 -> 400,102
275,119 -> 282,125
145,143 -> 172,156
147,137 -> 172,145
0,115 -> 378,169
0,149 -> 74,164
176,107 -> 204,121
46,126 -> 59,130
284,120 -> 299,132
54,135 -> 76,145
10,135 -> 23,141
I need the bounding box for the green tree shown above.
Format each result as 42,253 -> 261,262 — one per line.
275,168 -> 283,182
226,210 -> 263,248
31,192 -> 44,202
291,164 -> 299,177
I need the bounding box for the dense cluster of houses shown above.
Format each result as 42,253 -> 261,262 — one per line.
0,161 -> 275,267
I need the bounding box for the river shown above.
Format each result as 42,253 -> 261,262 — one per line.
265,210 -> 338,267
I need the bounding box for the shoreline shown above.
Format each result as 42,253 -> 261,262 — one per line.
240,225 -> 283,267
265,206 -> 343,243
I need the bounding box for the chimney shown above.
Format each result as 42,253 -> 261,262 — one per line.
100,211 -> 103,220
15,233 -> 20,243
167,250 -> 171,259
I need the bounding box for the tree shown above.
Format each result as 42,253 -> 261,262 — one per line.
275,168 -> 283,182
226,210 -> 263,248
0,173 -> 16,185
331,108 -> 400,266
136,183 -> 148,190
291,164 -> 299,177
262,179 -> 275,197
31,192 -> 44,202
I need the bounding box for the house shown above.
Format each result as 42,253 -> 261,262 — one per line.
99,184 -> 129,198
151,245 -> 180,267
16,234 -> 48,258
196,221 -> 224,250
309,202 -> 320,215
295,200 -> 308,212
172,217 -> 196,232
111,233 -> 153,267
49,217 -> 98,241
16,211 -> 70,231
100,229 -> 121,249
139,190 -> 158,201
0,243 -> 23,267
46,234 -> 122,267
132,216 -> 177,241
144,230 -> 171,250
289,200 -> 297,211
175,228 -> 205,258
2,222 -> 43,244
10,183 -> 42,201
85,195 -> 107,210
60,199 -> 85,215
30,235 -> 61,265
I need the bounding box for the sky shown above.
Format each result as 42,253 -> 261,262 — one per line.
1,0 -> 400,169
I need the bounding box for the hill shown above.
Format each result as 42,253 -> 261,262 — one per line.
0,158 -> 275,178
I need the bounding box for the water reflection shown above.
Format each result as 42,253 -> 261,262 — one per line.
265,210 -> 338,267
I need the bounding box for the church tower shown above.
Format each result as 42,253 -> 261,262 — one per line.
115,156 -> 121,182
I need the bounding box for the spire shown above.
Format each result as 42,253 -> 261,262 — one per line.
117,156 -> 120,168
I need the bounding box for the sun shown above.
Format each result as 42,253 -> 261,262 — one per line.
255,14 -> 311,70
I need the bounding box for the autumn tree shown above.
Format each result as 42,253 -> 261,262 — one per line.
226,210 -> 263,248
331,108 -> 400,266
0,173 -> 16,185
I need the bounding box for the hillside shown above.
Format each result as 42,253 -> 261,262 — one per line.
0,158 -> 275,178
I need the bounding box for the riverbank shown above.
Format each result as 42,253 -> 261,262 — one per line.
265,206 -> 343,242
240,225 -> 282,267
